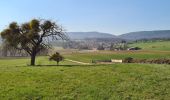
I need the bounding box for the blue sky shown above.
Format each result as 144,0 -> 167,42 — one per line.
0,0 -> 170,35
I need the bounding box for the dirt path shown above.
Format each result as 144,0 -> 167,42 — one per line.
65,59 -> 91,65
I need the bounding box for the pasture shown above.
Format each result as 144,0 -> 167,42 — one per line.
64,50 -> 170,63
129,41 -> 170,51
0,51 -> 170,99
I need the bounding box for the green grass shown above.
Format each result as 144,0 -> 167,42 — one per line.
0,56 -> 170,99
0,56 -> 81,66
129,41 -> 170,51
64,50 -> 170,63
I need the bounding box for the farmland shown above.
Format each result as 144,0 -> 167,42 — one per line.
64,50 -> 170,63
129,41 -> 170,51
0,50 -> 170,99
0,39 -> 170,99
1,1 -> 170,99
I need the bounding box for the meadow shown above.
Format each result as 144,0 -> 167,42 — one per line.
64,50 -> 170,63
0,52 -> 170,99
129,40 -> 170,51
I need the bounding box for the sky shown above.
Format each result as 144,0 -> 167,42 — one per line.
0,0 -> 170,35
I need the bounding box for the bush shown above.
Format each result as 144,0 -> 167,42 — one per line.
49,52 -> 64,65
123,57 -> 133,63
123,57 -> 170,64
135,47 -> 142,50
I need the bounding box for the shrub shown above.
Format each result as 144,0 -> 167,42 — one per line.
49,52 -> 64,65
135,47 -> 142,50
123,57 -> 170,64
123,57 -> 133,63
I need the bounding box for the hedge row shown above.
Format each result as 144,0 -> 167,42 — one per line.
123,57 -> 170,64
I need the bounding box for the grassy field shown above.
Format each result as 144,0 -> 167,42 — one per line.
129,41 -> 170,51
0,56 -> 170,99
64,50 -> 170,63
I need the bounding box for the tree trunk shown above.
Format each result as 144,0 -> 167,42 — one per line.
57,61 -> 59,66
30,51 -> 36,66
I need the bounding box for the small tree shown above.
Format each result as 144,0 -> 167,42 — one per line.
49,52 -> 64,65
0,19 -> 67,66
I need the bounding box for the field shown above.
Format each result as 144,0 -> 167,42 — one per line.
129,41 -> 170,51
64,50 -> 170,63
0,51 -> 170,99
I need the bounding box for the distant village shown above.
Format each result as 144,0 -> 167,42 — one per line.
0,39 -> 141,57
62,38 -> 141,51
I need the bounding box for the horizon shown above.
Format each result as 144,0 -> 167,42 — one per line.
1,0 -> 170,35
68,29 -> 170,36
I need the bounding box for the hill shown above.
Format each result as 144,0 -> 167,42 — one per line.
1,30 -> 170,43
67,30 -> 170,41
129,40 -> 170,51
66,32 -> 116,40
119,30 -> 170,40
